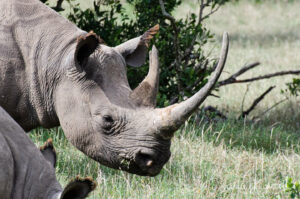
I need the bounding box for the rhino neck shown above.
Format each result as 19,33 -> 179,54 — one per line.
5,0 -> 87,130
25,36 -> 82,130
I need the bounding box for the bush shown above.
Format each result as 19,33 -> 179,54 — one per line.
43,0 -> 230,107
286,177 -> 300,199
286,78 -> 300,97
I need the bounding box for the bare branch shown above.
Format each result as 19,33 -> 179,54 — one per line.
252,97 -> 288,120
222,70 -> 300,85
52,0 -> 64,11
199,0 -> 205,22
209,93 -> 220,98
158,0 -> 175,21
202,4 -> 221,21
218,62 -> 260,86
240,86 -> 275,118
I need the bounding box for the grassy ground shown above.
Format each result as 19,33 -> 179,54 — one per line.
30,120 -> 300,198
30,0 -> 300,198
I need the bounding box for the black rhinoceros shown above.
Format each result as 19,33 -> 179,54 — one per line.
0,0 -> 229,176
0,106 -> 96,199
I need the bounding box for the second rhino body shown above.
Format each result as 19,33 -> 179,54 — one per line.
0,106 -> 96,199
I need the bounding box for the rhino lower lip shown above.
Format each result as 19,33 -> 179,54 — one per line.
144,166 -> 162,176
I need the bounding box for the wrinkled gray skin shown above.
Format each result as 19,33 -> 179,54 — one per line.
0,0 -> 229,176
0,106 -> 95,199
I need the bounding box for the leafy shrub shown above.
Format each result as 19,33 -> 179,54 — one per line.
286,177 -> 300,199
43,0 -> 230,107
286,78 -> 300,97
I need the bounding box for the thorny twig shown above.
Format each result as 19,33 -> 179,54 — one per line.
240,86 -> 276,118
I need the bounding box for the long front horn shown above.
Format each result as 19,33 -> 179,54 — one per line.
156,32 -> 229,137
130,45 -> 160,107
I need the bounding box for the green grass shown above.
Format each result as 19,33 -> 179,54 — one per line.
30,119 -> 300,198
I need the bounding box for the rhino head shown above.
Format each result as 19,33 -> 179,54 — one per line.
55,25 -> 229,176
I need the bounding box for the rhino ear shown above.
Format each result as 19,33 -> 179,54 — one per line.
75,31 -> 102,70
60,177 -> 97,199
115,24 -> 159,67
40,138 -> 57,168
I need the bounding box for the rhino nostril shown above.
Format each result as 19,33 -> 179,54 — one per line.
136,152 -> 155,168
146,160 -> 153,167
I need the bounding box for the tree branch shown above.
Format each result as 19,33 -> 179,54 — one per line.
218,62 -> 260,86
252,97 -> 288,120
202,4 -> 221,21
158,0 -> 175,21
52,0 -> 64,11
240,86 -> 275,118
221,69 -> 300,86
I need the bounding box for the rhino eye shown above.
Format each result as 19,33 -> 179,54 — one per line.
103,115 -> 114,123
102,115 -> 114,132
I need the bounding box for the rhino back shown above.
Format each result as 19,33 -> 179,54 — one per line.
0,0 -> 84,130
0,106 -> 62,199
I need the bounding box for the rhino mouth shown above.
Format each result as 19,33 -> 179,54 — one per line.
119,148 -> 171,176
